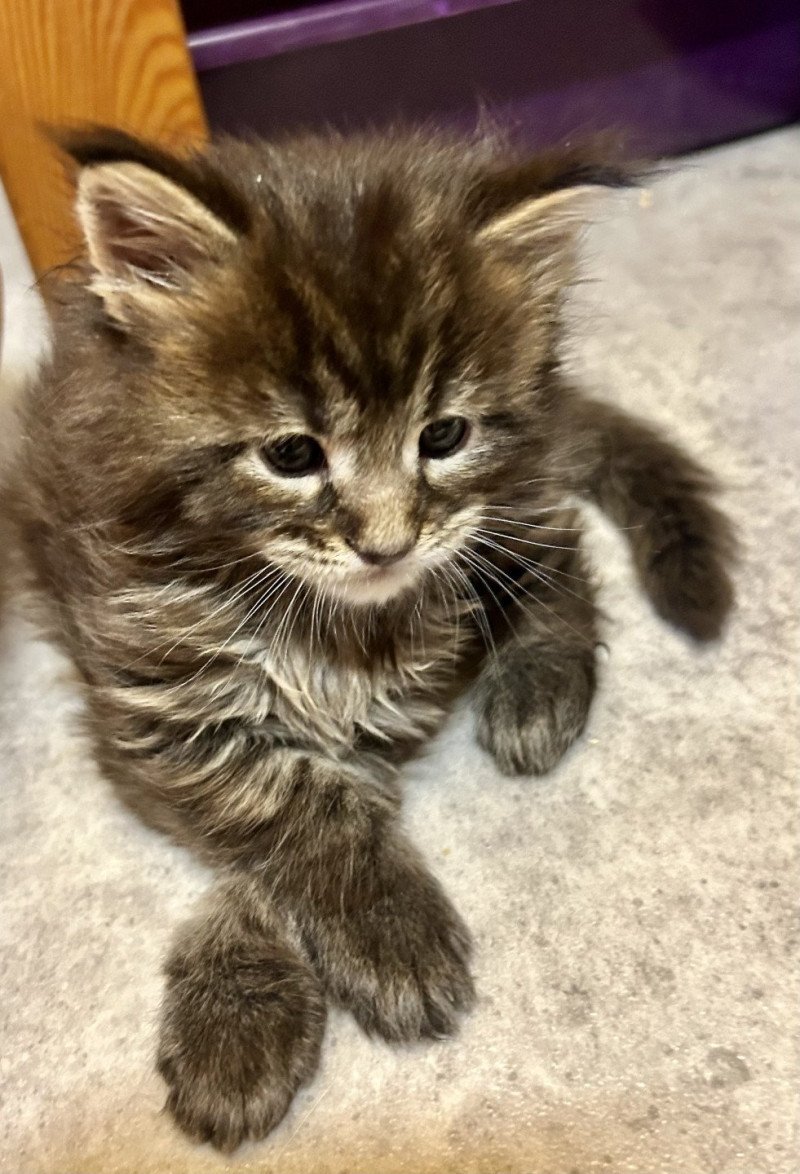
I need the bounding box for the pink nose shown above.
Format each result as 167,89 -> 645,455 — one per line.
345,538 -> 414,567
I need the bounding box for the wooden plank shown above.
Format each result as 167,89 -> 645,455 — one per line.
0,0 -> 207,276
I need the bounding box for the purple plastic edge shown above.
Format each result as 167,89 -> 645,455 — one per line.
189,0 -> 521,70
197,18 -> 800,157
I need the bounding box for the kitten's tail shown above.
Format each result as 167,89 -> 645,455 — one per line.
574,397 -> 736,641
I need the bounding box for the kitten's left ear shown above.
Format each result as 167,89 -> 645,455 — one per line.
472,143 -> 640,295
51,126 -> 249,324
476,184 -> 596,253
475,185 -> 597,302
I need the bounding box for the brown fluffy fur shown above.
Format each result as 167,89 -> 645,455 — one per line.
9,125 -> 734,1150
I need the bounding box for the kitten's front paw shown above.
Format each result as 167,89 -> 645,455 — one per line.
474,644 -> 595,776
303,843 -> 474,1043
158,937 -> 325,1152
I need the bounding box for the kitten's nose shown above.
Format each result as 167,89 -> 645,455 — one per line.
345,537 -> 415,567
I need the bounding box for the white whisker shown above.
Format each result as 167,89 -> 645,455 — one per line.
121,564 -> 280,670
466,546 -> 593,648
472,534 -> 592,608
471,527 -> 591,582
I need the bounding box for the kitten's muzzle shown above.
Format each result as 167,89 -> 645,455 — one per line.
344,537 -> 416,567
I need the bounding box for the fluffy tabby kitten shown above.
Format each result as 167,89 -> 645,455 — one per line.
11,126 -> 734,1150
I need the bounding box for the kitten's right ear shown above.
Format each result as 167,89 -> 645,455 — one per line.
51,127 -> 248,325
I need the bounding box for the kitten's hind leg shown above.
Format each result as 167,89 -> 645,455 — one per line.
158,874 -> 326,1152
472,516 -> 599,777
575,397 -> 736,641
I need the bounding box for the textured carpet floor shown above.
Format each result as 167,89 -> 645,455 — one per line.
1,129 -> 798,1174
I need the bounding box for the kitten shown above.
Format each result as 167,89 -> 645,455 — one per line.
10,125 -> 734,1151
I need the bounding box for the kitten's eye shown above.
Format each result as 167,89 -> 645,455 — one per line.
419,416 -> 469,459
261,433 -> 325,477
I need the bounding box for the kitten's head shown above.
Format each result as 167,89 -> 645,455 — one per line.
56,127 -> 633,607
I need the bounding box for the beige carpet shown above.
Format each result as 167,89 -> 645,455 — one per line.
1,128 -> 798,1174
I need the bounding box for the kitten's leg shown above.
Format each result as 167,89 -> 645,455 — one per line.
148,744 -> 473,1147
473,519 -> 599,777
282,817 -> 475,1043
158,873 -> 325,1152
246,754 -> 474,1042
573,397 -> 736,641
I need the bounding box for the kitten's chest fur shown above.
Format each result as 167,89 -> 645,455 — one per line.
248,645 -> 443,757
110,583 -> 473,764
240,605 -> 467,759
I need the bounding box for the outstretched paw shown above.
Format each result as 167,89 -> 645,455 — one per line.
474,643 -> 595,776
158,933 -> 325,1151
297,839 -> 475,1043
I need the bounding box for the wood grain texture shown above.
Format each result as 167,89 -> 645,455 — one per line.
0,0 -> 207,276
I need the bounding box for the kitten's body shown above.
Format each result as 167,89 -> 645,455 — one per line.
12,127 -> 734,1150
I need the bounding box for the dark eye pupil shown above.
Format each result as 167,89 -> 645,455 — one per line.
263,433 -> 325,476
419,416 -> 468,459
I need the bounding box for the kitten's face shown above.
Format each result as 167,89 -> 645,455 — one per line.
236,424 -> 481,607
64,130 -> 623,607
228,394 -> 507,609
160,207 -> 556,609
172,279 -> 550,608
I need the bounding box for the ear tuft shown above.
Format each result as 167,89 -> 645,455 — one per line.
48,124 -> 252,235
468,134 -> 642,226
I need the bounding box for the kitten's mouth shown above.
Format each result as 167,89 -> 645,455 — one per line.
330,559 -> 423,606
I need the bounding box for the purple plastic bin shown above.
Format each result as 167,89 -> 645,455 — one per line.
188,0 -> 800,155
